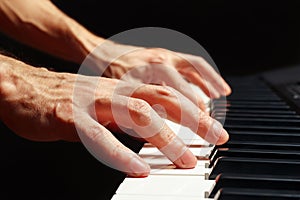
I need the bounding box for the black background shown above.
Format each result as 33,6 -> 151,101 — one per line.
0,1 -> 300,200
52,0 -> 300,76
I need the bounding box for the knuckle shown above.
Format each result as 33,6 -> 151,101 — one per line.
0,63 -> 14,96
196,56 -> 206,65
146,48 -> 170,64
95,96 -> 112,107
128,99 -> 153,126
197,113 -> 213,133
197,56 -> 205,62
155,85 -> 174,97
54,101 -> 74,125
110,142 -> 125,158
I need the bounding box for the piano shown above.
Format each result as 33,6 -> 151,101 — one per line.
110,65 -> 300,200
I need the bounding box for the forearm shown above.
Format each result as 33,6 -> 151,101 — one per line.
0,0 -> 105,64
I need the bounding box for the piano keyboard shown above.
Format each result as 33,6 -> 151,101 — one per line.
111,75 -> 300,200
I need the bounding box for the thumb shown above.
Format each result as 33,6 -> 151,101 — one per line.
75,114 -> 150,177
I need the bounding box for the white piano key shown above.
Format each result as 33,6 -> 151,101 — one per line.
139,146 -> 212,174
149,164 -> 212,176
111,194 -> 212,200
164,85 -> 211,144
164,119 -> 213,146
140,156 -> 211,175
182,139 -> 210,146
111,85 -> 214,200
190,83 -> 211,107
116,175 -> 215,197
139,146 -> 214,158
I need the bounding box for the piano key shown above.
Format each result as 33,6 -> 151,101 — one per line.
226,96 -> 282,101
214,188 -> 300,200
189,83 -> 211,106
139,146 -> 212,175
213,100 -> 287,105
164,119 -> 210,146
227,91 -> 276,95
111,194 -> 209,200
214,104 -> 290,110
112,75 -> 300,200
226,125 -> 300,134
215,113 -> 300,120
227,130 -> 300,143
214,109 -> 297,115
224,124 -> 300,131
208,157 -> 300,180
209,148 -> 300,168
207,174 -> 300,198
223,118 -> 300,126
116,175 -> 215,197
139,145 -> 213,161
216,140 -> 300,151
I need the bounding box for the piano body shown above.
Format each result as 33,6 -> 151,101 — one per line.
111,65 -> 300,200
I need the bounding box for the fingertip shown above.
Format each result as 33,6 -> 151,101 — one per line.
223,82 -> 232,96
204,121 -> 229,145
216,128 -> 229,145
173,148 -> 197,169
127,173 -> 149,178
226,85 -> 232,96
208,88 -> 221,99
127,157 -> 151,177
199,101 -> 207,112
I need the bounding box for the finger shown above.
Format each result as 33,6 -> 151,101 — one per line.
150,64 -> 207,112
179,68 -> 220,99
177,52 -> 232,96
131,84 -> 229,145
74,113 -> 150,177
110,96 -> 197,169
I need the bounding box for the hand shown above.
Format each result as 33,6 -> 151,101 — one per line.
0,56 -> 229,177
88,41 -> 232,111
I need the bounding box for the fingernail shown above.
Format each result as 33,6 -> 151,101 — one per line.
212,121 -> 229,145
211,89 -> 220,99
225,84 -> 232,95
199,103 -> 207,112
174,149 -> 197,169
128,157 -> 150,177
159,137 -> 197,169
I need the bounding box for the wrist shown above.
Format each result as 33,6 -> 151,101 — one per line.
0,57 -> 14,121
85,39 -> 143,77
64,18 -> 106,64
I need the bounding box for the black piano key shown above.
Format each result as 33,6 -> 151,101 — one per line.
209,74 -> 300,199
225,125 -> 300,133
208,157 -> 300,180
223,117 -> 300,127
227,93 -> 280,97
224,124 -> 300,131
215,109 -> 297,115
228,91 -> 275,94
214,188 -> 300,200
227,88 -> 272,92
216,140 -> 300,151
228,131 -> 300,143
215,113 -> 300,120
214,104 -> 290,110
209,148 -> 300,168
213,101 -> 287,106
227,96 -> 282,101
208,174 -> 300,198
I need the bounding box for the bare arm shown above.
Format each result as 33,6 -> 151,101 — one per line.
0,0 -> 231,100
0,0 -> 103,64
